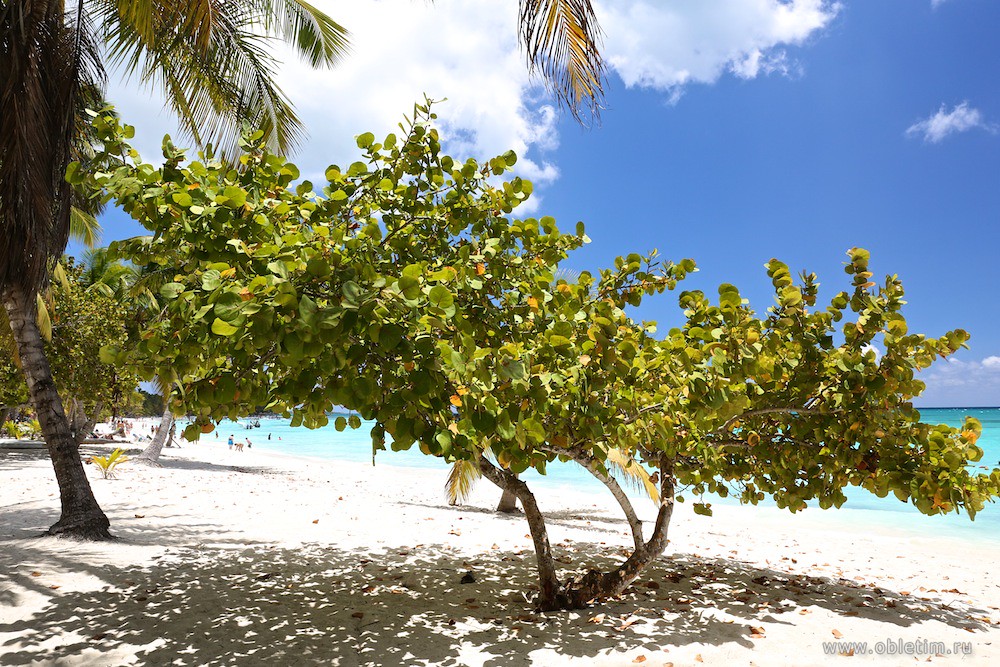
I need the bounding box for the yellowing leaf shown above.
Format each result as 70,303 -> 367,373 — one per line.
450,394 -> 463,407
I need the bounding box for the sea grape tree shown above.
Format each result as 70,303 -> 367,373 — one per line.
450,248 -> 999,609
0,260 -> 140,441
82,106 -> 1000,611
90,102 -> 584,452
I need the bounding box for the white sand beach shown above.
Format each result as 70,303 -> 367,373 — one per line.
1,436 -> 998,666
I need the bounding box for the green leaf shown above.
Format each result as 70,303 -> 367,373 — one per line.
222,186 -> 247,208
160,283 -> 185,299
342,281 -> 363,308
202,270 -> 222,291
211,318 -> 239,336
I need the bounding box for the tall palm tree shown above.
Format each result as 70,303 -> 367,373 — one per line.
0,1 -> 349,539
0,1 -> 605,540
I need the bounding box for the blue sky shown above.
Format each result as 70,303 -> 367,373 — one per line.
91,0 -> 999,406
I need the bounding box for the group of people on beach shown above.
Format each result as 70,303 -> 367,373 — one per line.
227,435 -> 251,452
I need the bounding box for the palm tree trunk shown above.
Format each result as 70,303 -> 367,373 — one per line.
496,488 -> 519,513
137,405 -> 174,465
1,284 -> 111,539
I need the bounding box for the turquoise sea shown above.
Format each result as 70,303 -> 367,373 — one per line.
193,407 -> 1000,544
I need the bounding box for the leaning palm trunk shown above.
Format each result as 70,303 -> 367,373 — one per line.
1,285 -> 111,538
136,405 -> 174,465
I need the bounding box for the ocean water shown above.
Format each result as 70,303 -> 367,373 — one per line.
190,407 -> 1000,544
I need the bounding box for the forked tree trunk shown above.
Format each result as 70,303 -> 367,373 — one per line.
1,284 -> 112,539
558,460 -> 675,608
479,454 -> 676,611
68,398 -> 102,445
136,405 -> 174,465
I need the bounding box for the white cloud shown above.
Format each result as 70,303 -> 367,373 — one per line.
906,102 -> 995,143
104,0 -> 838,200
597,0 -> 839,93
918,355 -> 1000,405
931,0 -> 950,9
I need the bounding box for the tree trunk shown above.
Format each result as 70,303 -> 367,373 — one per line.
136,404 -> 174,465
478,456 -> 568,610
559,458 -> 676,608
480,451 -> 677,611
496,488 -> 519,513
67,398 -> 101,445
1,284 -> 112,539
578,453 -> 646,553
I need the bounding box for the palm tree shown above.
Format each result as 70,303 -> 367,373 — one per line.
0,1 -> 348,539
0,1 -> 605,540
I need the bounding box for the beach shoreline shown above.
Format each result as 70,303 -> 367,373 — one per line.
2,436 -> 998,665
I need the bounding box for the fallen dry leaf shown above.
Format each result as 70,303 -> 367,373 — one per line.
312,519 -> 319,524
617,616 -> 640,631
352,611 -> 364,619
133,514 -> 145,519
633,656 -> 646,664
831,629 -> 843,639
587,613 -> 606,624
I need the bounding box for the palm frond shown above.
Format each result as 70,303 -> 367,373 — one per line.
445,458 -> 482,505
249,0 -> 350,67
94,0 -> 347,156
518,0 -> 606,123
51,261 -> 72,294
606,448 -> 660,504
35,293 -> 53,342
70,207 -> 102,247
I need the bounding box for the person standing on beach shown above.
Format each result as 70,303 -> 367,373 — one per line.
246,439 -> 252,449
227,435 -> 234,450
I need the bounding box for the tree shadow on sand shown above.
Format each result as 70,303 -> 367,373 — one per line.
0,536 -> 993,666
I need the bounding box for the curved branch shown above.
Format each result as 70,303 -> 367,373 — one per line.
561,457 -> 676,608
477,455 -> 565,610
544,445 -> 645,553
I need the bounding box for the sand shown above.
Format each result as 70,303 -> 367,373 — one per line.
1,433 -> 998,666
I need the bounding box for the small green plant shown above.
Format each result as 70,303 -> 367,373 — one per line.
92,448 -> 129,479
2,420 -> 18,438
23,418 -> 41,439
